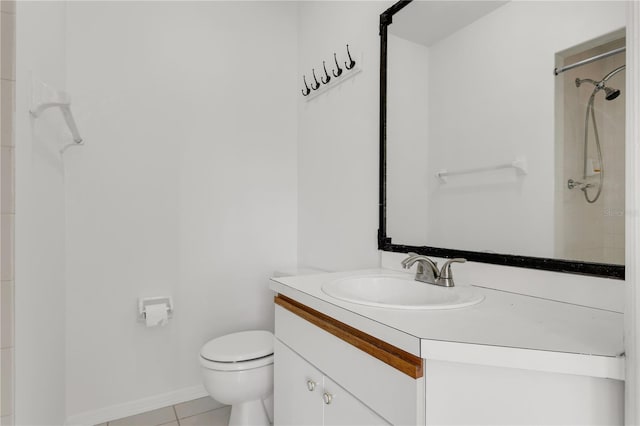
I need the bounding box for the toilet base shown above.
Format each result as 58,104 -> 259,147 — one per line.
229,399 -> 270,426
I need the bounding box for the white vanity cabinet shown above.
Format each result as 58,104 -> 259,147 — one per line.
270,271 -> 626,426
274,339 -> 389,426
323,375 -> 389,426
273,295 -> 425,426
273,338 -> 322,425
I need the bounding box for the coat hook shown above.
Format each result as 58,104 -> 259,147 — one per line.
332,53 -> 343,77
321,61 -> 331,84
301,75 -> 311,96
311,69 -> 321,90
344,44 -> 356,70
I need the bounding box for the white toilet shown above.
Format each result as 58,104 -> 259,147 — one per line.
200,330 -> 274,426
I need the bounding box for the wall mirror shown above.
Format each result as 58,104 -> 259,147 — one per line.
379,0 -> 626,278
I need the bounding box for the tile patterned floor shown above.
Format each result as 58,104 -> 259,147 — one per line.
96,397 -> 230,426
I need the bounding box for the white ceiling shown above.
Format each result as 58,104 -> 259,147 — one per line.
389,1 -> 509,47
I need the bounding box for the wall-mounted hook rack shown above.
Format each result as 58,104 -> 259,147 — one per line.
332,52 -> 343,78
321,61 -> 331,84
344,44 -> 356,70
301,75 -> 311,96
311,69 -> 321,90
301,45 -> 363,102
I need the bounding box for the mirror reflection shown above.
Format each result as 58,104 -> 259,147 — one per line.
386,1 -> 626,265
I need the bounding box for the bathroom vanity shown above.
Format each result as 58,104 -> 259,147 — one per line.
270,270 -> 624,425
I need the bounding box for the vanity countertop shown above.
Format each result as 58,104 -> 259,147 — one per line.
269,269 -> 625,380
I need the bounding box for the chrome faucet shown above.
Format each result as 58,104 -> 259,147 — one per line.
401,253 -> 466,287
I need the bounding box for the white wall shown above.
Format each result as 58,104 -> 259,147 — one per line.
386,34 -> 430,245
14,1 -> 68,424
63,1 -> 298,418
297,1 -> 390,272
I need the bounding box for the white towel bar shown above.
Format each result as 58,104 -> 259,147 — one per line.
436,157 -> 528,183
29,78 -> 84,152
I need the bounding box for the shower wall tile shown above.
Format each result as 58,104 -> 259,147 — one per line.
1,281 -> 12,348
0,2 -> 14,15
0,5 -> 13,423
0,12 -> 14,81
0,347 -> 13,416
604,215 -> 625,236
1,80 -> 14,147
604,247 -> 625,265
560,40 -> 625,265
1,214 -> 13,281
1,147 -> 13,214
604,233 -> 616,248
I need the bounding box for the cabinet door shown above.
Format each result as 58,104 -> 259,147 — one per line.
274,339 -> 323,426
323,376 -> 390,426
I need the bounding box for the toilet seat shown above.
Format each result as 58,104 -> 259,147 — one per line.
200,330 -> 274,371
200,353 -> 274,371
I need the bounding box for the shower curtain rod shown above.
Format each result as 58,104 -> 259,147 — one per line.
554,46 -> 625,76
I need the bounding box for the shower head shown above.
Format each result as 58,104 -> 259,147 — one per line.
576,65 -> 625,99
603,86 -> 621,101
575,78 -> 621,100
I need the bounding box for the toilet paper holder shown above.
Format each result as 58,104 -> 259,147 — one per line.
138,297 -> 174,321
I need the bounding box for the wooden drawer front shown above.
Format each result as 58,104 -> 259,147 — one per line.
275,302 -> 424,426
275,295 -> 422,379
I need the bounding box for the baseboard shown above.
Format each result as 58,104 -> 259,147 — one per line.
65,384 -> 213,426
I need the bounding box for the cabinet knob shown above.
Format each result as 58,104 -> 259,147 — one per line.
306,379 -> 316,391
323,392 -> 333,405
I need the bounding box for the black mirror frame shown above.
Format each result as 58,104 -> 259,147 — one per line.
378,0 -> 624,280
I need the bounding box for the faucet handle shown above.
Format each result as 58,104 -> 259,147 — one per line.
401,253 -> 438,270
400,252 -> 420,268
437,258 -> 466,287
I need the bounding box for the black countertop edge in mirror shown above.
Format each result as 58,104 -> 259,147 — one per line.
377,0 -> 625,281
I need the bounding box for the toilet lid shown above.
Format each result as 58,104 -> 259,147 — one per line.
200,330 -> 274,362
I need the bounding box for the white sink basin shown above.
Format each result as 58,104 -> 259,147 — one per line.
321,274 -> 484,310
